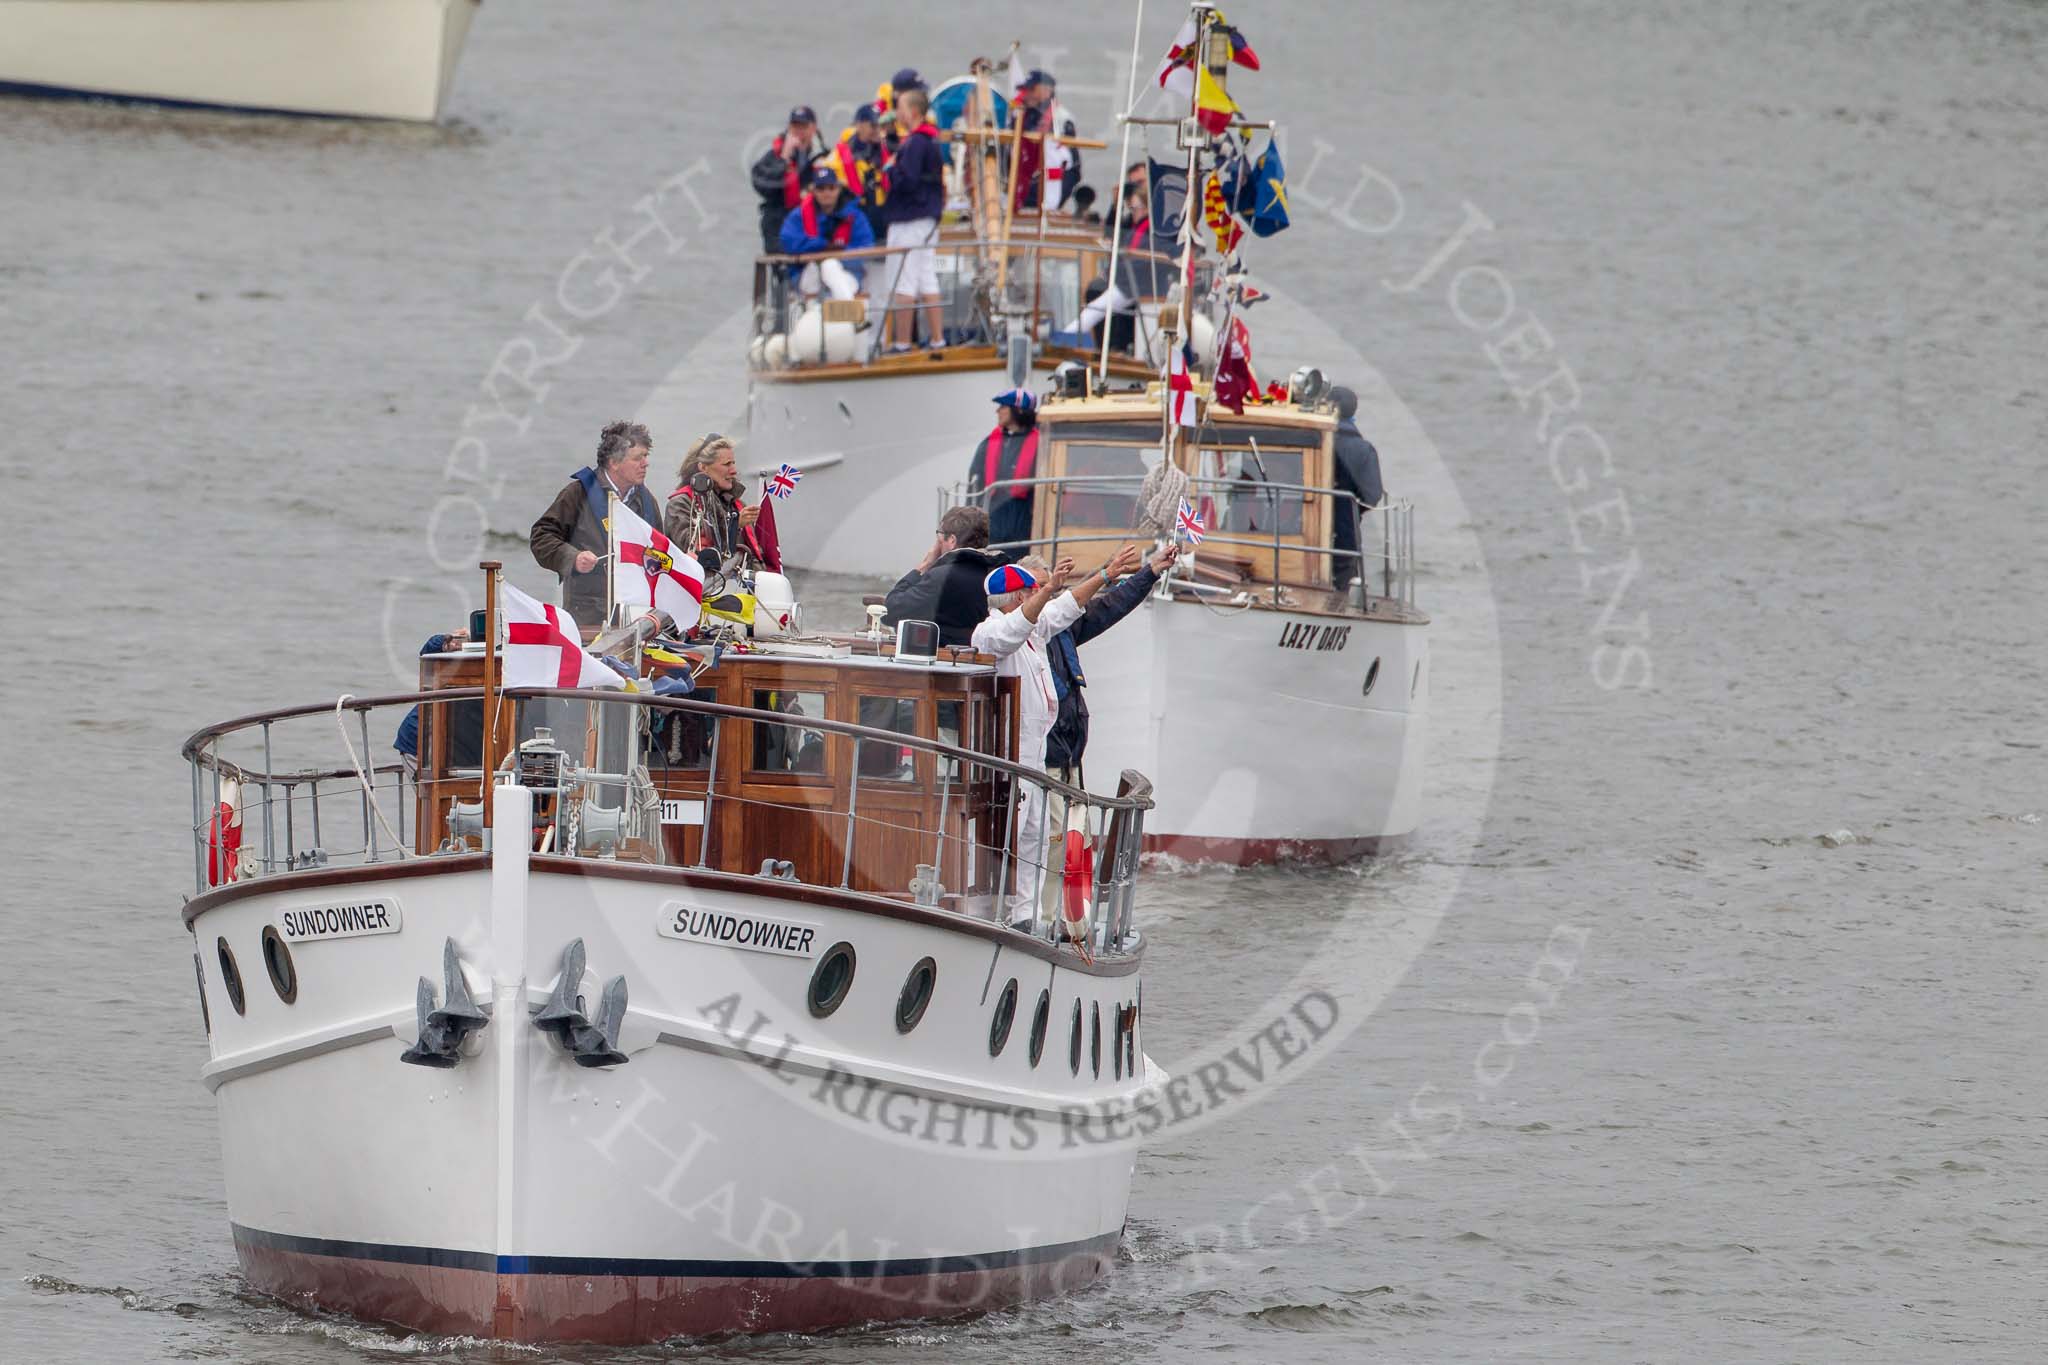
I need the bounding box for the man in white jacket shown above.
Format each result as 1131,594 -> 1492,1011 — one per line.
971,552 -> 1131,931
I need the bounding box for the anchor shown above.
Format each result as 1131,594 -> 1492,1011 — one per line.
532,938 -> 629,1068
399,938 -> 488,1068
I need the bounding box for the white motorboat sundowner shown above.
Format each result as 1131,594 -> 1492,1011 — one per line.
179,567 -> 1161,1344
0,0 -> 479,121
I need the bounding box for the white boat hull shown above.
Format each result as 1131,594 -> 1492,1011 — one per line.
748,363 -> 1008,578
189,823 -> 1150,1342
0,0 -> 479,121
1080,596 -> 1428,862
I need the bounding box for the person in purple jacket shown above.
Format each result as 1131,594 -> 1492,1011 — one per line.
881,85 -> 947,353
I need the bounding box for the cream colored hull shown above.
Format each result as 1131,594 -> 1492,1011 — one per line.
0,0 -> 479,121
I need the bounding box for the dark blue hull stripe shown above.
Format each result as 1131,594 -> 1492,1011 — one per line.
232,1223 -> 1119,1280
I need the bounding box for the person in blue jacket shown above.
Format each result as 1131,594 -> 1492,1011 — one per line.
778,163 -> 874,300
881,85 -> 948,352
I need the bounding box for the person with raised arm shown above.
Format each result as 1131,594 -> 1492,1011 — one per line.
970,550 -> 1128,931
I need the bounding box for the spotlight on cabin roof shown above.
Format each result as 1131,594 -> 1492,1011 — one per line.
1287,365 -> 1329,408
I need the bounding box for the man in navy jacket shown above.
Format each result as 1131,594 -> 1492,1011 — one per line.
881,85 -> 947,351
1044,541 -> 1181,775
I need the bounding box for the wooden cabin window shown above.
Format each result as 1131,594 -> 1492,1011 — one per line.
1055,443 -> 1150,532
935,700 -> 964,784
652,687 -> 717,771
749,689 -> 830,775
854,696 -> 918,784
1214,447 -> 1306,536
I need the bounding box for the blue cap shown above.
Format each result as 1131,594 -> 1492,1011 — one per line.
891,68 -> 924,92
788,104 -> 817,125
809,163 -> 840,188
983,563 -> 1038,595
1019,69 -> 1056,90
993,387 -> 1036,412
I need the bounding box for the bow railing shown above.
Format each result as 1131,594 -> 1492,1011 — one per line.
182,687 -> 1153,955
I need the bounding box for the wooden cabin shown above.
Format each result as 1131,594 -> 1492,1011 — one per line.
409,640 -> 1025,914
1023,391 -> 1367,607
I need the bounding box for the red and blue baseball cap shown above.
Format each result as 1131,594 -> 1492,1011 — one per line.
993,387 -> 1037,413
983,563 -> 1038,595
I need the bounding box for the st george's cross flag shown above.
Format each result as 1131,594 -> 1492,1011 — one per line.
610,499 -> 704,632
500,582 -> 624,690
1167,338 -> 1200,429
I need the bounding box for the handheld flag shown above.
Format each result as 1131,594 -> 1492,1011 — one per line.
611,499 -> 704,632
766,463 -> 803,500
1194,65 -> 1239,135
500,582 -> 625,691
1175,498 -> 1207,544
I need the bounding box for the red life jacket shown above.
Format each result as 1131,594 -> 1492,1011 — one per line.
982,426 -> 1039,500
1127,214 -> 1151,253
772,133 -> 805,207
799,193 -> 853,247
834,141 -> 866,197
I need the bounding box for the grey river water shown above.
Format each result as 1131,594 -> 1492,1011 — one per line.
3,2 -> 2044,1360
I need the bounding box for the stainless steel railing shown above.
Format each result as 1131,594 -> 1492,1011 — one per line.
181,688 -> 1153,955
751,235 -> 1202,371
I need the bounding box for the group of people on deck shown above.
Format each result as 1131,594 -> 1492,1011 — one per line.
751,68 -> 947,353
751,64 -> 1098,355
530,423 -> 780,628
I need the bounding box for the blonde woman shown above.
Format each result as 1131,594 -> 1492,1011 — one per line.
665,433 -> 782,572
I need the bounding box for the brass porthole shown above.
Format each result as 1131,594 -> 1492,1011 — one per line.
261,926 -> 298,1005
216,936 -> 246,1016
1068,999 -> 1083,1075
808,941 -> 857,1018
895,956 -> 937,1033
1028,989 -> 1051,1067
989,978 -> 1019,1057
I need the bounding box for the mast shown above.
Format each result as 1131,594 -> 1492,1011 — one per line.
479,560 -> 501,833
1097,0 -> 1149,393
1161,2 -> 1218,477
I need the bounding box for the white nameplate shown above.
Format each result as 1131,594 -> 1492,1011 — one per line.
659,903 -> 820,959
660,798 -> 705,826
277,898 -> 402,943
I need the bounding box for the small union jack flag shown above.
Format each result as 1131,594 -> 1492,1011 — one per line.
766,463 -> 802,500
1176,498 -> 1206,544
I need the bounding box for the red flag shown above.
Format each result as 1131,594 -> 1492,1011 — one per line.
1212,316 -> 1258,414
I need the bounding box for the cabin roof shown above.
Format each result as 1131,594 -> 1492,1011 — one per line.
1038,390 -> 1337,434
